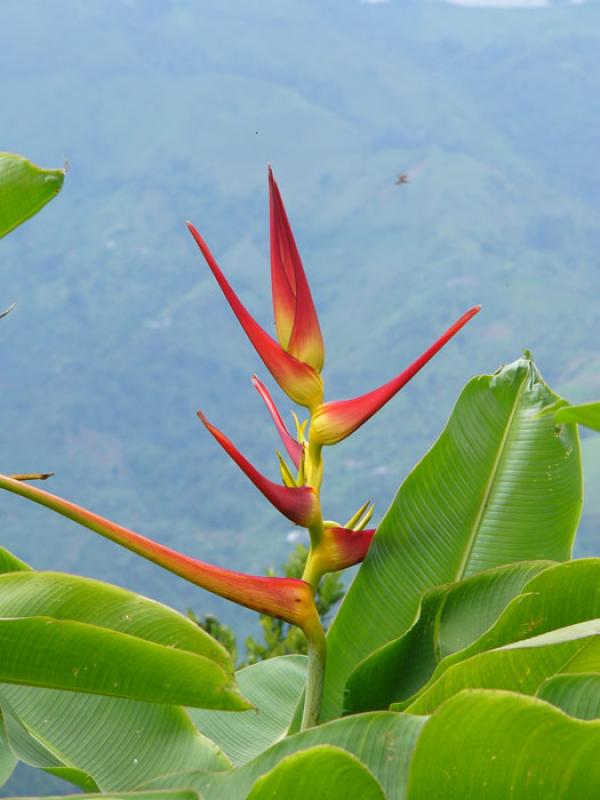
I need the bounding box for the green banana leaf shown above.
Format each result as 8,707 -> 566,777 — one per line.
0,551 -> 236,791
0,153 -> 64,238
143,711 -> 426,800
11,792 -> 202,800
1,701 -> 97,790
555,402 -> 600,433
0,685 -> 231,792
537,673 -> 600,720
0,547 -> 31,573
0,616 -> 247,709
246,746 -> 385,799
0,570 -> 232,668
0,713 -> 17,788
406,690 -> 600,799
344,560 -> 553,714
190,655 -> 307,766
322,356 -> 582,720
401,619 -> 600,714
0,571 -> 246,709
403,557 -> 600,704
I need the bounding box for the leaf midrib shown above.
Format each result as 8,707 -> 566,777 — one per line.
453,369 -> 529,582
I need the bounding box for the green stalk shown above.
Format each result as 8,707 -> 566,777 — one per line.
301,616 -> 327,730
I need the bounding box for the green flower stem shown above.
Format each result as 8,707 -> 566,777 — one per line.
302,549 -> 322,590
301,614 -> 327,730
305,440 -> 323,490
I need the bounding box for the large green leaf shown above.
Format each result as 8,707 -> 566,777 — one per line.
0,616 -> 246,709
407,558 -> 600,700
406,690 -> 600,799
0,153 -> 64,238
144,711 -> 426,800
190,655 -> 307,766
16,792 -> 202,800
0,569 -> 241,790
322,357 -> 582,719
246,746 -> 385,800
537,673 -> 600,720
0,571 -> 232,669
0,547 -> 31,574
0,572 -> 246,709
344,560 -> 552,714
0,686 -> 231,792
0,712 -> 17,788
555,401 -> 600,432
401,620 -> 600,714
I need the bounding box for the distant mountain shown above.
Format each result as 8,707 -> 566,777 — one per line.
1,0 -> 599,639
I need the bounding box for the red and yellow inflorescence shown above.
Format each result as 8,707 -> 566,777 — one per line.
188,167 -> 479,588
0,169 -> 479,674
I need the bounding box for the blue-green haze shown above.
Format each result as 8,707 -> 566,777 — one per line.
1,0 -> 599,640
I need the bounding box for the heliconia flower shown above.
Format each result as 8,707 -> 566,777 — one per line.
269,168 -> 324,373
252,374 -> 303,469
188,221 -> 323,410
0,472 -> 320,631
310,306 -> 481,445
198,411 -> 319,528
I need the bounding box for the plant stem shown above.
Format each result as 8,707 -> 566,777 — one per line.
301,616 -> 327,729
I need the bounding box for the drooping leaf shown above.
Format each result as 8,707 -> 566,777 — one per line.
344,560 -> 553,714
246,746 -> 385,800
0,686 -> 231,792
0,713 -> 17,788
0,572 -> 246,710
1,702 -> 100,791
409,558 -> 600,700
537,673 -> 600,720
42,767 -> 99,793
190,655 -> 307,766
0,571 -> 232,670
0,616 -> 247,709
143,711 -> 426,800
554,402 -> 600,433
406,690 -> 600,799
323,357 -> 582,719
0,571 -> 241,790
401,620 -> 600,714
0,546 -> 31,574
15,792 -> 202,800
0,153 -> 64,238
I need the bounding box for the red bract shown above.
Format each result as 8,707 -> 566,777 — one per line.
269,167 -> 324,373
187,221 -> 323,410
310,306 -> 481,445
252,374 -> 303,469
198,411 -> 319,528
323,526 -> 375,571
0,473 -> 318,630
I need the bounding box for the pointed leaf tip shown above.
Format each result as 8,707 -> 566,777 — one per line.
252,374 -> 303,468
269,169 -> 325,372
198,411 -> 319,527
188,220 -> 323,409
311,306 -> 480,445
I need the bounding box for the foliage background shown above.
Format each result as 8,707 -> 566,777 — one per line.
1,0 -> 599,645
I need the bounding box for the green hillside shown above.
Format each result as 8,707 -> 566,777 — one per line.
1,0 -> 599,644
